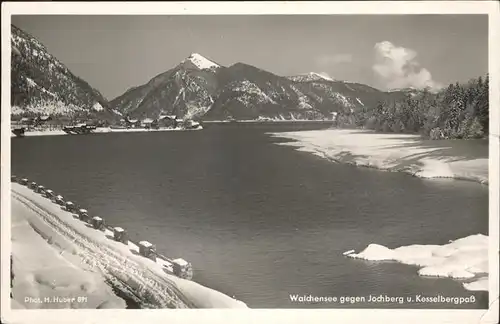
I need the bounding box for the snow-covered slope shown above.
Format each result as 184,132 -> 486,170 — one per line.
10,25 -> 116,120
11,183 -> 248,309
111,54 -> 405,121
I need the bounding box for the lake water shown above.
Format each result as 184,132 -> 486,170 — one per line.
11,123 -> 489,308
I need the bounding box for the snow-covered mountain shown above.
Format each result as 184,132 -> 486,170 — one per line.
287,72 -> 335,83
10,25 -> 116,120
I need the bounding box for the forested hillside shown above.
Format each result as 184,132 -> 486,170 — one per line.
11,24 -> 116,121
334,75 -> 489,139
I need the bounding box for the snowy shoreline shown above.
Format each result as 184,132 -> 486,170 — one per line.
269,129 -> 489,185
10,126 -> 203,137
344,235 -> 489,292
270,128 -> 490,292
10,183 -> 247,309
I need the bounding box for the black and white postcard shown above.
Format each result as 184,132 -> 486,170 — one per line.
1,2 -> 498,324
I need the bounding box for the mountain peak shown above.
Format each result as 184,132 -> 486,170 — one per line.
182,53 -> 220,70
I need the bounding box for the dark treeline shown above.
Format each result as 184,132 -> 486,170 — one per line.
334,74 -> 489,139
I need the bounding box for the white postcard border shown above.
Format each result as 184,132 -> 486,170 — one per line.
1,2 -> 498,324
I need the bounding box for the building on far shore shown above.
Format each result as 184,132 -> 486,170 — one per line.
158,115 -> 178,128
122,116 -> 141,128
13,115 -> 57,130
141,118 -> 155,129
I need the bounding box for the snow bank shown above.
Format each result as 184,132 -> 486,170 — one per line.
203,119 -> 333,124
269,129 -> 488,184
11,198 -> 127,309
10,183 -> 247,309
345,234 -> 489,291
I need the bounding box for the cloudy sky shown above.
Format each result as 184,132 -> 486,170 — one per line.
12,15 -> 488,100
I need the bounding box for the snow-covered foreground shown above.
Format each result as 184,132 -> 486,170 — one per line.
269,129 -> 488,184
11,196 -> 126,309
344,235 -> 489,291
10,126 -> 203,137
10,183 -> 247,309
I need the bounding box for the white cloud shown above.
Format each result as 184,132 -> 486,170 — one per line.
316,53 -> 353,66
372,41 -> 443,91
